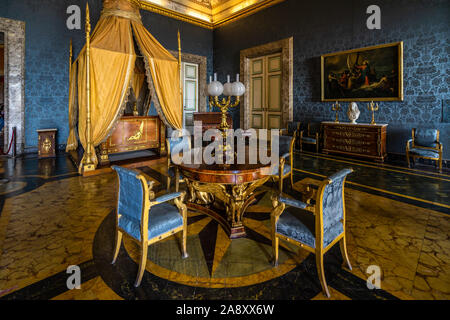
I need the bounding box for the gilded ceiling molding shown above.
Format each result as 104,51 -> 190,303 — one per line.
213,0 -> 285,28
138,0 -> 285,29
139,1 -> 214,29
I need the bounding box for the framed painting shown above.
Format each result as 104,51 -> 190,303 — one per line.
321,42 -> 403,102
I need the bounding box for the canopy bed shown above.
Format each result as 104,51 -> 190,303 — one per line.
66,0 -> 183,173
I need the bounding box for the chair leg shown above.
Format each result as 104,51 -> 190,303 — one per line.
315,251 -> 330,298
290,172 -> 294,190
175,168 -> 180,193
272,235 -> 279,266
111,231 -> 123,264
166,176 -> 171,192
279,176 -> 284,194
135,244 -> 148,287
339,237 -> 352,271
406,152 -> 410,168
316,143 -> 319,154
182,221 -> 189,259
439,158 -> 443,173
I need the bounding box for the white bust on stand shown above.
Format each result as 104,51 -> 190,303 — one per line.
347,102 -> 360,124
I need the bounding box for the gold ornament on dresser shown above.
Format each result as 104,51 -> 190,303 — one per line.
331,101 -> 341,123
367,101 -> 379,125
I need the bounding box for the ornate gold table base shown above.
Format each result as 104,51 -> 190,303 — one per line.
184,177 -> 270,239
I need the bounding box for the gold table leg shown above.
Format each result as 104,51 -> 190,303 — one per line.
184,177 -> 270,239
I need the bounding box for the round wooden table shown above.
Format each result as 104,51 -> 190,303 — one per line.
178,148 -> 272,239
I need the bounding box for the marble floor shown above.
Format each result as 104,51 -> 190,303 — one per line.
0,152 -> 448,300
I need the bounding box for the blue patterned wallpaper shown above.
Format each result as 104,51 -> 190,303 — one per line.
213,0 -> 450,158
0,0 -> 213,152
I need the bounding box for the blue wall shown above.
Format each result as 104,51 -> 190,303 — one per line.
1,0 -> 448,157
213,0 -> 450,158
0,0 -> 213,152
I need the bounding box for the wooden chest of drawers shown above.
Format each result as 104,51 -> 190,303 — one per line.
322,122 -> 388,162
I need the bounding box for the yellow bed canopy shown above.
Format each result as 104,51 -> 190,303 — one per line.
66,0 -> 182,171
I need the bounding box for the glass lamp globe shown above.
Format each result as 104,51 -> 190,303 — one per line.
223,82 -> 233,96
231,81 -> 246,97
208,81 -> 224,97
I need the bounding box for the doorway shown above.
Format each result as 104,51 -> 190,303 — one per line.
0,32 -> 4,151
182,61 -> 199,128
249,53 -> 282,130
240,37 -> 293,130
0,17 -> 25,156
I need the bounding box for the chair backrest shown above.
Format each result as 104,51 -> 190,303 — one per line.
287,121 -> 301,135
167,134 -> 192,166
316,168 -> 353,248
413,128 -> 439,148
308,122 -> 321,136
279,135 -> 294,156
112,166 -> 145,224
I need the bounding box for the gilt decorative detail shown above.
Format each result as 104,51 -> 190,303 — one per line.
127,122 -> 144,141
42,138 -> 52,153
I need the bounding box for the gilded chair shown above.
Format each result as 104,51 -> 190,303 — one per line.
406,128 -> 443,173
300,122 -> 320,153
166,134 -> 192,192
281,121 -> 301,150
271,168 -> 353,298
111,166 -> 188,287
272,135 -> 296,194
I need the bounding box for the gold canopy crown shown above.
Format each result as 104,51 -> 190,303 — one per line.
101,0 -> 142,23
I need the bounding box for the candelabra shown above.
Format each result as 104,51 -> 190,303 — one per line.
208,74 -> 246,155
208,73 -> 245,131
367,101 -> 379,125
332,101 -> 341,123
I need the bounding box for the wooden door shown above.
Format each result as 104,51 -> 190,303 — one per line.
249,53 -> 282,130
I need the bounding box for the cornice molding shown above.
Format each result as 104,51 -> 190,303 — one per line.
138,0 -> 285,29
139,1 -> 214,29
213,0 -> 284,28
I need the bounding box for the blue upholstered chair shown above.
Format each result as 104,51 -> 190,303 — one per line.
271,135 -> 296,194
271,168 -> 353,298
406,128 -> 443,173
111,166 -> 188,287
166,133 -> 192,192
281,121 -> 301,150
300,122 -> 320,153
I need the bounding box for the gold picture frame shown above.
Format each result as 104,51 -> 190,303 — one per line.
321,41 -> 404,102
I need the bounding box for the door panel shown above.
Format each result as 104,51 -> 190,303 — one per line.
251,77 -> 264,111
252,59 -> 263,75
252,114 -> 264,129
268,74 -> 281,111
249,53 -> 282,130
268,55 -> 281,73
267,114 -> 281,130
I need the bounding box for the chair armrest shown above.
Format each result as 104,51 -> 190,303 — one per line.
153,192 -> 183,204
279,196 -> 310,209
281,153 -> 290,160
406,139 -> 413,151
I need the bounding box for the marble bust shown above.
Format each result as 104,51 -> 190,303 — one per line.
347,102 -> 360,124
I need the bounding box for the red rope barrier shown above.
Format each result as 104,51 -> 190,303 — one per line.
1,129 -> 15,155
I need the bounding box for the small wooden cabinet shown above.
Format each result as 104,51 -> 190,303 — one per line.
193,112 -> 232,134
322,122 -> 388,162
37,129 -> 57,158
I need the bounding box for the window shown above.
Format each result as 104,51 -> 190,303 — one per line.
182,62 -> 199,127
